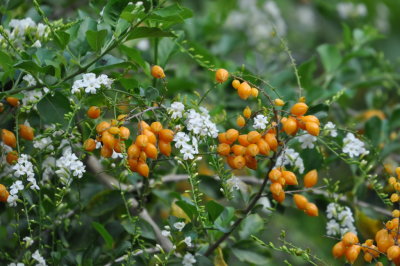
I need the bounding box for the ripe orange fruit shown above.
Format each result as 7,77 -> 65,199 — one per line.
159,129 -> 174,142
100,145 -> 113,158
218,133 -> 229,144
138,120 -> 151,132
215,68 -> 229,83
6,97 -> 19,107
1,129 -> 16,148
264,133 -> 278,151
363,252 -> 373,263
291,102 -> 308,116
159,140 -> 171,157
247,131 -> 261,144
306,122 -> 320,136
135,135 -> 149,148
19,124 -> 34,141
251,88 -> 258,97
6,151 -> 18,164
332,241 -> 346,258
246,144 -> 259,157
270,182 -> 283,196
282,170 -> 298,185
83,138 -> 96,151
304,169 -> 318,188
391,193 -> 399,203
102,131 -> 115,149
96,121 -> 111,135
0,184 -> 9,202
301,115 -> 320,125
236,115 -> 245,127
343,232 -> 359,247
151,65 -> 165,79
238,82 -> 251,100
273,190 -> 285,203
269,169 -> 282,182
143,129 -> 157,144
274,99 -> 285,106
233,155 -> 246,169
231,145 -> 246,156
119,126 -> 130,140
139,151 -> 147,162
87,106 -> 101,119
257,139 -> 270,155
128,144 -> 140,159
305,202 -> 318,216
245,155 -> 257,170
227,155 -> 236,169
137,162 -> 150,177
218,143 -> 231,156
145,143 -> 158,159
117,114 -> 127,121
108,126 -> 120,135
293,194 -> 308,210
243,106 -> 251,119
128,159 -> 138,172
283,117 -> 298,135
113,139 -> 124,153
150,122 -> 163,134
226,129 -> 239,143
376,229 -> 394,252
232,79 -> 240,89
345,245 -> 361,264
238,134 -> 250,147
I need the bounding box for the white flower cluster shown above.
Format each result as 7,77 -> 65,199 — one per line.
297,134 -> 317,149
161,225 -> 171,237
185,108 -> 218,138
324,122 -> 338,137
337,2 -> 367,19
326,203 -> 357,237
168,101 -> 185,119
33,135 -> 54,151
226,176 -> 244,192
253,114 -> 269,130
174,132 -> 199,160
55,148 -> 86,184
7,181 -> 24,207
71,73 -> 113,94
23,74 -> 37,87
174,222 -> 186,231
275,148 -> 305,173
4,18 -> 50,48
184,236 -> 192,247
13,154 -> 39,190
23,236 -> 34,247
182,253 -> 196,266
342,133 -> 369,158
32,250 -> 47,266
8,263 -> 24,266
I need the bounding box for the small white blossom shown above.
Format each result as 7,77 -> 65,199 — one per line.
55,148 -> 86,184
182,253 -> 196,266
72,73 -> 113,94
168,102 -> 185,120
32,250 -> 46,266
342,133 -> 369,158
23,74 -> 37,87
253,114 -> 268,130
324,122 -> 338,137
23,236 -> 34,247
297,134 -> 317,149
7,194 -> 19,207
161,230 -> 171,237
174,222 -> 186,231
32,40 -> 41,48
184,236 -> 192,247
326,203 -> 356,237
174,132 -> 190,149
275,148 -> 304,173
337,2 -> 367,19
8,263 -> 24,266
33,136 -> 54,151
185,108 -> 218,138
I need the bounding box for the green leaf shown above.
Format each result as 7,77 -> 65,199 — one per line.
54,31 -> 70,49
389,107 -> 400,130
298,56 -> 317,92
317,44 -> 341,73
91,222 -> 114,249
239,214 -> 264,239
37,92 -> 72,126
13,60 -> 54,75
103,0 -> 130,26
126,27 -> 176,40
205,200 -> 224,222
365,116 -> 383,146
149,4 -> 193,27
175,200 -> 197,219
86,30 -> 108,52
0,51 -> 14,71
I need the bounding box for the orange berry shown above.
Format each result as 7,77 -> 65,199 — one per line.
236,115 -> 245,127
108,126 -> 120,135
232,79 -> 240,89
135,135 -> 149,148
270,182 -> 283,196
227,155 -> 236,169
100,145 -> 113,158
231,145 -> 246,156
102,131 -> 115,149
345,245 -> 361,264
387,246 -> 400,261
376,230 -> 394,252
19,124 -> 34,141
306,122 -> 320,136
111,119 -> 118,126
139,151 -> 147,162
119,126 -> 130,140
138,120 -> 151,132
343,232 -> 359,247
83,138 -> 96,152
150,122 -> 163,134
1,129 -> 16,148
274,99 -> 285,106
391,193 -> 399,203
159,140 -> 172,157
273,190 -> 285,203
6,151 -> 18,164
128,144 -> 141,159
301,115 -> 320,125
282,170 -> 298,185
215,68 -> 229,83
264,133 -> 278,151
283,117 -> 298,135
87,106 -> 101,119
151,65 -> 165,79
218,143 -> 231,156
232,155 -> 246,169
238,134 -> 250,147
237,82 -> 251,100
128,159 -> 138,172
226,129 -> 239,143
247,131 -> 261,144
257,139 -> 270,155
246,144 -> 259,157
96,121 -> 111,135
245,155 -> 257,170
363,252 -> 373,263
396,167 -> 400,177
137,162 -> 149,177
159,129 -> 174,143
393,210 -> 400,218
0,184 -> 9,202
117,114 -> 127,121
332,241 -> 346,258
293,194 -> 308,210
304,169 -> 318,188
389,176 -> 397,185
6,97 -> 19,107
305,202 -> 318,216
269,169 -> 282,182
243,106 -> 251,119
291,102 -> 309,116
143,129 -> 157,144
113,139 -> 124,153
218,133 -> 229,144
250,88 -> 258,97
145,143 -> 158,159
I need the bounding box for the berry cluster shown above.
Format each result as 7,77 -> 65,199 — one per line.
2,124 -> 35,165
281,102 -> 320,137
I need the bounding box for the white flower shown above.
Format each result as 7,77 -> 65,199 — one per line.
326,220 -> 340,236
42,156 -> 56,182
32,250 -> 46,266
161,230 -> 171,237
184,236 -> 192,247
111,151 -> 123,159
342,133 -> 369,158
174,222 -> 185,231
32,40 -> 41,48
182,253 -> 196,266
337,2 -> 367,19
227,176 -> 241,191
174,132 -> 190,149
324,122 -> 338,137
23,74 -> 37,87
22,89 -> 43,108
9,18 -> 36,37
136,39 -> 149,51
7,194 -> 18,207
10,180 -> 24,195
8,263 -> 24,266
56,148 -> 86,183
297,134 -> 317,149
185,108 -> 218,138
253,114 -> 268,130
71,73 -> 113,94
33,136 -> 54,151
168,102 -> 185,119
23,236 -> 34,247
325,203 -> 357,237
12,154 -> 38,191
36,23 -> 49,38
275,148 -> 304,173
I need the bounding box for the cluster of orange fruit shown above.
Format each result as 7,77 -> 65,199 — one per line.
281,102 -> 320,136
388,167 -> 400,203
215,68 -> 258,100
0,184 -> 9,203
84,106 -> 174,177
2,125 -> 35,165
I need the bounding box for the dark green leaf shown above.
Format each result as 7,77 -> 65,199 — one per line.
86,30 -> 108,52
126,27 -> 176,40
239,214 -> 264,239
37,92 -> 72,126
175,200 -> 197,219
205,200 -> 224,222
317,44 -> 341,73
91,222 -> 114,249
